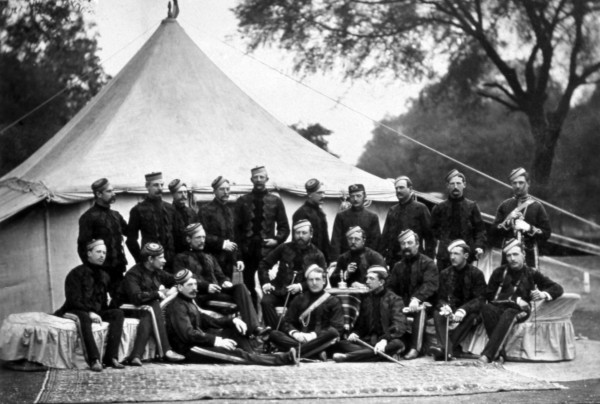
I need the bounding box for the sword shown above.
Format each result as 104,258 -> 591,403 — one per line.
354,339 -> 404,366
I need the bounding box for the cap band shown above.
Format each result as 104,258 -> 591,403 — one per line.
398,229 -> 416,243
211,176 -> 228,190
185,223 -> 203,235
447,239 -> 469,252
293,219 -> 312,232
145,172 -> 163,182
503,238 -> 522,254
168,179 -> 185,193
345,226 -> 363,238
367,265 -> 388,279
86,239 -> 105,250
174,269 -> 193,284
509,167 -> 527,182
91,178 -> 109,193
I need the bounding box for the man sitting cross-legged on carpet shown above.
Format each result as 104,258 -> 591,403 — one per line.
166,269 -> 297,366
173,223 -> 269,338
333,265 -> 408,362
479,238 -> 563,363
113,242 -> 185,366
429,239 -> 487,361
269,264 -> 344,360
54,239 -> 125,372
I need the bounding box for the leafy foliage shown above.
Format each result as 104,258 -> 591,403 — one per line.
0,0 -> 107,175
290,122 -> 339,157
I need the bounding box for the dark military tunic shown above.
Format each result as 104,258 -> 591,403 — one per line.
330,206 -> 381,261
114,263 -> 175,306
491,196 -> 551,267
126,197 -> 178,268
292,200 -> 331,264
353,288 -> 407,343
258,242 -> 327,295
329,247 -> 386,287
431,196 -> 486,268
437,263 -> 486,313
199,198 -> 238,277
280,290 -> 344,336
388,253 -> 439,306
77,202 -> 128,291
173,250 -> 229,294
173,203 -> 199,254
381,198 -> 434,266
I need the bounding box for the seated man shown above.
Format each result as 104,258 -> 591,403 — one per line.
429,240 -> 486,361
258,219 -> 327,329
479,239 -> 563,363
173,223 -> 268,337
387,230 -> 439,360
114,242 -> 185,365
54,239 -> 125,372
166,269 -> 297,366
333,266 -> 407,362
270,265 -> 344,360
329,226 -> 386,287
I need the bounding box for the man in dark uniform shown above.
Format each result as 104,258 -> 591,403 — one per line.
292,178 -> 331,264
479,239 -> 563,363
431,169 -> 486,270
429,239 -> 487,361
492,167 -> 551,268
77,178 -> 128,297
55,239 -> 125,371
388,230 -> 439,360
173,223 -> 268,337
166,269 -> 297,366
199,176 -> 243,279
126,172 -> 178,271
169,179 -> 199,254
333,266 -> 408,362
381,176 -> 434,267
270,265 -> 344,359
258,220 -> 327,329
330,184 -> 381,262
329,226 -> 386,288
114,242 -> 185,365
234,166 -> 290,304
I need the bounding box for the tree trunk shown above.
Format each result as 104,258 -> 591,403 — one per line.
528,113 -> 561,197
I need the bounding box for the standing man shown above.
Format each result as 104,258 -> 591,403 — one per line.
292,178 -> 331,264
388,230 -> 439,360
114,242 -> 185,365
55,239 -> 125,371
329,226 -> 386,288
492,167 -> 551,267
169,179 -> 199,254
330,184 -> 381,262
479,239 -> 563,363
258,220 -> 327,329
166,269 -> 297,366
234,166 -> 290,303
269,265 -> 344,360
381,176 -> 434,267
199,176 -> 243,279
333,266 -> 408,362
431,169 -> 486,270
126,172 -> 178,271
77,178 -> 128,297
429,240 -> 487,361
173,223 -> 268,337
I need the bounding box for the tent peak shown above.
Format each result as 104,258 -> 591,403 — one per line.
167,0 -> 180,19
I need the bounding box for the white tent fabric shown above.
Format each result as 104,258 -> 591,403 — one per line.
0,18 -> 396,224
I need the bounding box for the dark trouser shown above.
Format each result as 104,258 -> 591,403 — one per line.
242,249 -> 262,308
433,311 -> 479,354
260,293 -> 297,329
106,265 -> 126,300
125,300 -> 171,359
404,310 -> 427,352
480,303 -> 520,360
68,309 -> 124,365
270,329 -> 339,358
198,284 -> 260,332
336,338 -> 404,362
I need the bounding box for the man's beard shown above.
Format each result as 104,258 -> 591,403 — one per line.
296,239 -> 308,248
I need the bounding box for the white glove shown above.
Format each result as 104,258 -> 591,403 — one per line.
347,333 -> 359,342
222,281 -> 233,289
453,309 -> 466,322
305,332 -> 317,342
286,283 -> 302,294
291,331 -> 307,343
262,283 -> 274,294
89,312 -> 102,324
232,317 -> 247,335
214,337 -> 237,351
236,261 -> 245,272
409,298 -> 420,312
514,219 -> 532,232
222,240 -> 237,252
516,297 -> 530,310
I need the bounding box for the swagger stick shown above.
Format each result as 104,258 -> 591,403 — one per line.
355,339 -> 405,366
445,316 -> 450,362
276,271 -> 298,331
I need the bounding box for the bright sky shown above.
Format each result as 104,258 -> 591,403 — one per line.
91,0 -> 426,165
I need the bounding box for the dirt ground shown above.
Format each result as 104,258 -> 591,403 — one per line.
1,254 -> 599,404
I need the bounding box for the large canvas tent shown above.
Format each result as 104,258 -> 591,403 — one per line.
0,19 -> 398,323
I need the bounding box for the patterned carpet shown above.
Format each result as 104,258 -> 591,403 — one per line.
36,360 -> 563,403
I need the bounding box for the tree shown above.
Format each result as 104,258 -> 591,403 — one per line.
234,0 -> 600,193
0,0 -> 107,175
290,122 -> 339,157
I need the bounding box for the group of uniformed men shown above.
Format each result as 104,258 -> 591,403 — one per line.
56,165 -> 563,371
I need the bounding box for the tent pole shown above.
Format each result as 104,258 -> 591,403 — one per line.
44,203 -> 55,312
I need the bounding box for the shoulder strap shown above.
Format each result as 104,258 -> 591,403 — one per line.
299,292 -> 331,325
